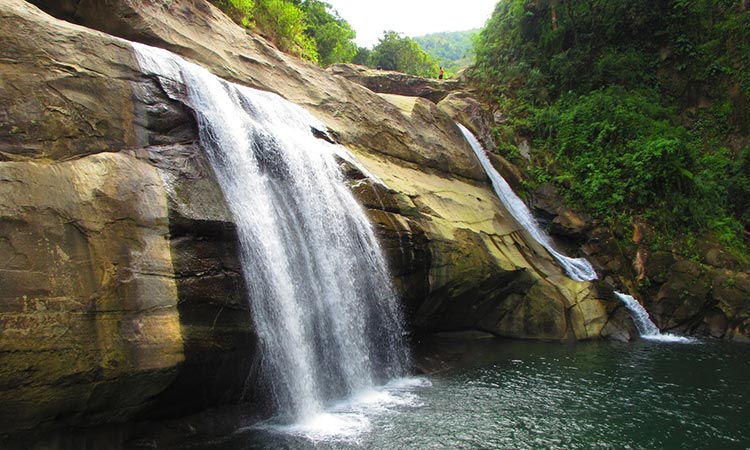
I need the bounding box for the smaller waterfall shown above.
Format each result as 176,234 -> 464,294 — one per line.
614,292 -> 660,336
457,124 -> 597,282
615,292 -> 696,343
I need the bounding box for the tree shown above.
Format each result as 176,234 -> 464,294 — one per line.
369,31 -> 439,77
352,47 -> 372,66
211,0 -> 360,66
253,0 -> 318,60
297,0 -> 358,66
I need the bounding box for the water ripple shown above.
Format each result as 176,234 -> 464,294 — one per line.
159,339 -> 750,450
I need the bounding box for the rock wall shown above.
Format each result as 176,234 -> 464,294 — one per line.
629,226 -> 750,340
0,0 -> 629,439
0,152 -> 184,433
335,44 -> 750,343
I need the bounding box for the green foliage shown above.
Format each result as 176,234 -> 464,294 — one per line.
728,146 -> 750,230
473,0 -> 750,256
212,0 -> 256,27
211,0 -> 359,66
296,0 -> 358,66
368,31 -> 440,77
537,88 -> 711,223
255,0 -> 317,60
414,29 -> 479,75
352,47 -> 372,66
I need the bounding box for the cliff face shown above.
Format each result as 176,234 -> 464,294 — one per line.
1,0 -> 627,437
330,66 -> 750,342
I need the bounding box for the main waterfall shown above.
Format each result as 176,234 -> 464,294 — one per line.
457,124 -> 598,282
133,43 -> 413,434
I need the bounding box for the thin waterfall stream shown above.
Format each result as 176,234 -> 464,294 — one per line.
615,292 -> 696,343
456,123 -> 598,282
133,42 -> 424,440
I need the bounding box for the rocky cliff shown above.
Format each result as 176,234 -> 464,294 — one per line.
332,62 -> 750,341
1,0 -> 630,440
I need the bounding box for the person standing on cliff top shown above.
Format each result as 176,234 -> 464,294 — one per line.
438,66 -> 444,79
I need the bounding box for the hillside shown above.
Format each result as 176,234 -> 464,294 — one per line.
471,0 -> 750,338
473,0 -> 750,258
414,29 -> 479,74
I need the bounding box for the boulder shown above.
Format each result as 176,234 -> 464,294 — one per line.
643,256 -> 750,339
532,183 -> 594,241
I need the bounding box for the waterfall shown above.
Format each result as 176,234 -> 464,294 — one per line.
133,43 -> 413,432
614,292 -> 661,336
456,124 -> 597,282
615,292 -> 695,343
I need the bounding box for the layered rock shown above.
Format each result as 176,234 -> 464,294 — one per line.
328,63 -> 460,103
0,151 -> 185,433
1,0 -> 630,439
0,0 -> 253,436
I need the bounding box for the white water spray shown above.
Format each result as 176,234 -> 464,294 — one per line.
615,292 -> 696,343
456,123 -> 597,282
133,43 -> 415,434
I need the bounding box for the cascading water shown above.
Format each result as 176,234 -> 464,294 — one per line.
614,292 -> 660,336
133,43 -> 420,437
615,291 -> 695,343
456,123 -> 597,282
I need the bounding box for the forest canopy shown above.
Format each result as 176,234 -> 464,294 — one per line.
211,0 -> 443,77
472,0 -> 750,257
365,31 -> 440,77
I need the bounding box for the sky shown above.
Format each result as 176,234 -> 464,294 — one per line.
323,0 -> 499,48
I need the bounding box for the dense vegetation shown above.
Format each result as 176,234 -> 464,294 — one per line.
473,0 -> 750,258
211,1 -> 442,77
211,0 -> 357,65
415,29 -> 479,75
360,31 -> 440,77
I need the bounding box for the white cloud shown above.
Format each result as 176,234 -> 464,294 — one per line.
324,0 -> 498,48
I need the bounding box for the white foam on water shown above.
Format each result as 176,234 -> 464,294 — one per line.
642,333 -> 699,344
384,376 -> 433,390
616,291 -> 699,344
278,412 -> 372,443
257,377 -> 430,443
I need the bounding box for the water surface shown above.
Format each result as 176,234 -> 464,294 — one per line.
151,338 -> 750,450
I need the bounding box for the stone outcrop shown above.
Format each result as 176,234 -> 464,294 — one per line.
327,63 -> 461,104
641,248 -> 750,340
437,93 -> 496,152
1,0 -> 632,440
532,183 -> 595,243
0,0 -> 255,437
572,211 -> 750,340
